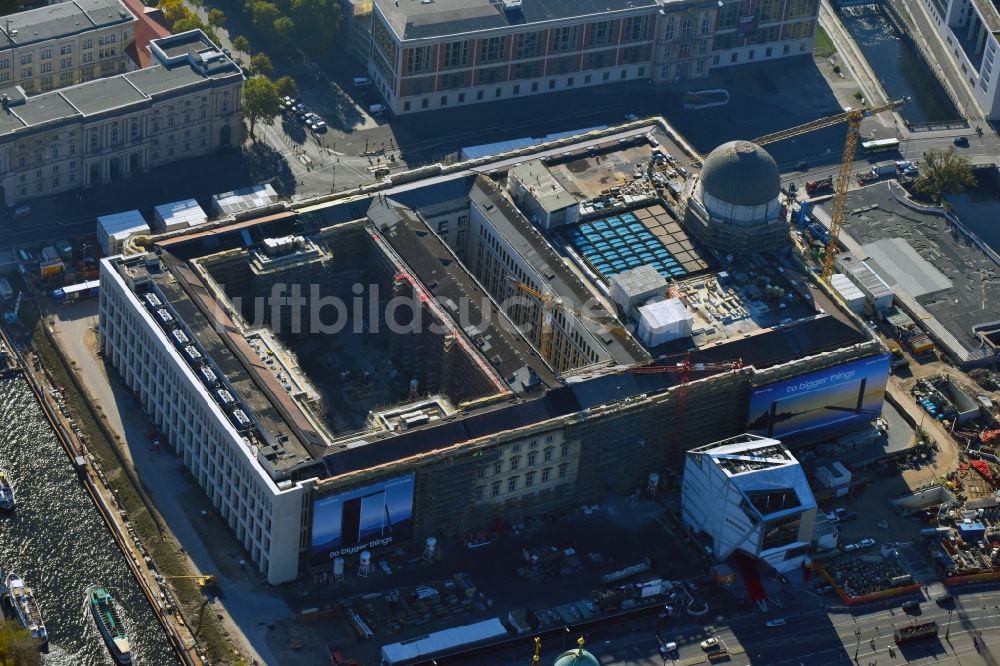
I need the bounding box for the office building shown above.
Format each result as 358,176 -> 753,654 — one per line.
681,434 -> 817,572
0,30 -> 243,206
366,0 -> 819,114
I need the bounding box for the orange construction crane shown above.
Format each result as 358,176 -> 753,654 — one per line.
631,354 -> 744,444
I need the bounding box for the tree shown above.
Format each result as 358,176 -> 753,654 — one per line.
0,620 -> 40,666
208,8 -> 226,27
275,75 -> 297,98
250,52 -> 273,76
273,15 -> 295,43
242,76 -> 280,140
232,35 -> 251,53
249,0 -> 280,36
914,148 -> 977,203
290,0 -> 341,51
157,0 -> 189,28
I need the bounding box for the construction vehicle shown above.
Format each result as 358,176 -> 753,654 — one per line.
752,98 -> 907,280
3,292 -> 22,325
894,621 -> 938,644
163,574 -> 217,590
805,177 -> 833,196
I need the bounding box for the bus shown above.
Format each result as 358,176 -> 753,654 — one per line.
860,138 -> 900,154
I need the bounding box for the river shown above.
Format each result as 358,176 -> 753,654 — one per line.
948,181 -> 1000,254
838,4 -> 960,124
0,377 -> 176,665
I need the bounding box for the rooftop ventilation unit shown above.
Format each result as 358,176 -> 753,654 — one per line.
183,345 -> 202,361
156,308 -> 173,324
199,366 -> 218,384
501,0 -> 522,11
143,293 -> 162,308
171,329 -> 190,346
215,388 -> 235,405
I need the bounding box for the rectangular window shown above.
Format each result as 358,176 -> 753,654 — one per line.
491,481 -> 501,497
403,100 -> 411,111
542,468 -> 551,482
442,40 -> 470,69
82,38 -> 93,49
525,472 -> 536,487
508,477 -> 518,492
513,61 -> 542,79
20,67 -> 31,78
41,49 -> 51,60
60,57 -> 72,69
60,43 -> 72,55
0,60 -> 8,70
479,36 -> 505,64
558,463 -> 569,479
552,26 -> 578,52
622,15 -> 650,42
515,32 -> 541,59
20,54 -> 31,65
588,20 -> 612,47
41,62 -> 51,73
405,45 -> 432,74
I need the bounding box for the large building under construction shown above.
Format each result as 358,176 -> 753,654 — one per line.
99,119 -> 889,584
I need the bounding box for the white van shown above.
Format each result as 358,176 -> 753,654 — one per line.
660,642 -> 678,655
368,103 -> 385,116
353,76 -> 371,88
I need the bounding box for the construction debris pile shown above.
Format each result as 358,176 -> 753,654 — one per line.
518,545 -> 585,582
824,557 -> 913,598
931,505 -> 1000,578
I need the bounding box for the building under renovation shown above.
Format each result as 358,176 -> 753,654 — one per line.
100,119 -> 889,584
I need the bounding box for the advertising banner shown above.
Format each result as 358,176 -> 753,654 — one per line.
310,473 -> 415,559
737,14 -> 757,37
747,353 -> 890,439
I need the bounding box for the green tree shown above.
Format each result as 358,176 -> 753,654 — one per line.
914,148 -> 977,203
273,15 -> 295,42
157,0 -> 189,28
242,76 -> 280,140
275,75 -> 297,98
290,0 -> 341,51
208,8 -> 226,27
232,35 -> 251,53
0,620 -> 40,666
250,1 -> 280,35
250,52 -> 273,76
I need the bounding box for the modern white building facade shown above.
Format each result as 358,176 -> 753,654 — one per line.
920,0 -> 1000,119
100,253 -> 310,584
681,434 -> 817,572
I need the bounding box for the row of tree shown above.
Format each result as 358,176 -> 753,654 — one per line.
0,620 -> 40,666
242,0 -> 342,54
157,0 -> 225,45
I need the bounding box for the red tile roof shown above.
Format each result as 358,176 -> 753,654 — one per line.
121,0 -> 171,69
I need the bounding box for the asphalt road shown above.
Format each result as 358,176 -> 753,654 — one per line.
469,587 -> 1000,666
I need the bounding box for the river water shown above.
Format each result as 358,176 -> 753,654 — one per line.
0,378 -> 176,665
838,4 -> 960,124
949,183 -> 1000,253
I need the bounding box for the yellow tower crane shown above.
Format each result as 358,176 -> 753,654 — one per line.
750,98 -> 907,280
508,277 -> 627,362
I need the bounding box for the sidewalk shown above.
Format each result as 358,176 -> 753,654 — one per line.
49,300 -> 289,666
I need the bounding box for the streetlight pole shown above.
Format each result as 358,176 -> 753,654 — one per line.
854,627 -> 861,662
946,609 -> 953,639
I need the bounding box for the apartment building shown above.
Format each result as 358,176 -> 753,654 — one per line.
0,30 -> 243,206
0,0 -> 136,93
920,0 -> 1000,119
367,0 -> 818,114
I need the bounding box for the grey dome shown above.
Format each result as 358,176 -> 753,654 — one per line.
700,140 -> 780,207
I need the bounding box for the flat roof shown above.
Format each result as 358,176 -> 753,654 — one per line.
819,186 -> 999,361
469,176 -> 650,366
0,0 -> 134,49
374,0 -> 658,40
862,237 -> 952,298
98,209 -> 149,237
373,195 -> 558,391
61,75 -> 147,115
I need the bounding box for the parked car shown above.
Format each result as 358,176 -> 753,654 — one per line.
700,638 -> 720,651
953,136 -> 969,147
660,641 -> 678,655
814,584 -> 833,595
353,76 -> 371,88
766,618 -> 786,627
368,103 -> 386,116
859,537 -> 876,548
310,120 -> 327,133
12,205 -> 31,219
843,542 -> 860,552
825,511 -> 840,523
902,600 -> 920,612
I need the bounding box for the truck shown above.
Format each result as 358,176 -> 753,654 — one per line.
908,335 -> 935,355
872,160 -> 898,177
805,177 -> 833,195
894,621 -> 938,644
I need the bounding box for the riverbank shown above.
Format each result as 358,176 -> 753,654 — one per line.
20,298 -> 244,665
